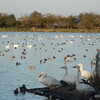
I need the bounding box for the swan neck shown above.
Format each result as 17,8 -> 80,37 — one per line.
65,67 -> 68,75
76,70 -> 80,86
44,74 -> 47,78
80,65 -> 83,72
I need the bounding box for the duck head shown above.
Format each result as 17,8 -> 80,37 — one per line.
39,72 -> 47,78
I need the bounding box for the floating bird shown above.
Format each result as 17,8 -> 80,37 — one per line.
14,88 -> 19,94
6,45 -> 10,49
13,43 -> 19,49
28,66 -> 35,70
74,64 -> 94,81
27,44 -> 33,48
39,72 -> 61,88
64,55 -> 72,64
19,84 -> 27,92
73,66 -> 95,93
61,66 -> 77,85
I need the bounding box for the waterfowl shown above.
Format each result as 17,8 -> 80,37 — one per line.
74,64 -> 94,81
64,55 -> 72,64
14,88 -> 19,94
39,72 -> 61,88
73,66 -> 95,93
28,66 -> 35,70
61,66 -> 77,85
19,84 -> 27,92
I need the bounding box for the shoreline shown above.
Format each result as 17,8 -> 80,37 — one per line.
0,28 -> 100,33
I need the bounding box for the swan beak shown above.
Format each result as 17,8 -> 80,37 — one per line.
61,66 -> 64,68
61,66 -> 66,69
73,66 -> 77,68
73,66 -> 80,71
39,74 -> 41,77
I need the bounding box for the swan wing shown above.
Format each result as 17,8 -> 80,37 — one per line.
63,75 -> 77,84
39,76 -> 60,86
77,84 -> 95,92
81,70 -> 93,79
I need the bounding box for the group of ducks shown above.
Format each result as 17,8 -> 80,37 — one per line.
39,63 -> 95,93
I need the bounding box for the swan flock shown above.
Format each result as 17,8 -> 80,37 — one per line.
38,63 -> 95,93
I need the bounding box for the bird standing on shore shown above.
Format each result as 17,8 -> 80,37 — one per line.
74,64 -> 94,82
39,72 -> 61,88
61,66 -> 77,85
73,66 -> 95,93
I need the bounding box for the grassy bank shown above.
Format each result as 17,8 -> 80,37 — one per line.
0,27 -> 100,33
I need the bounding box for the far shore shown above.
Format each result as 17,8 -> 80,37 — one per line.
0,27 -> 100,33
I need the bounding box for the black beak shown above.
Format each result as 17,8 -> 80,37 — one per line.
61,66 -> 64,68
73,66 -> 77,68
39,75 -> 41,77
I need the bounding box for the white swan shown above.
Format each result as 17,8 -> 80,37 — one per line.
39,72 -> 61,88
73,66 -> 95,93
61,66 -> 77,85
75,64 -> 94,80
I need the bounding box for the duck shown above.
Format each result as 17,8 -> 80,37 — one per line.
61,65 -> 77,85
64,55 -> 72,63
28,66 -> 35,70
74,64 -> 94,81
73,66 -> 95,93
39,72 -> 61,88
14,88 -> 19,94
19,84 -> 27,92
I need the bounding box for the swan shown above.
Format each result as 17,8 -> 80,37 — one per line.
39,72 -> 61,88
74,64 -> 94,81
73,66 -> 95,93
61,66 -> 77,85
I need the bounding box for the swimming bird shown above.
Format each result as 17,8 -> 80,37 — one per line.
73,66 -> 95,93
64,55 -> 72,61
74,64 -> 94,81
14,88 -> 19,94
39,72 -> 61,88
61,66 -> 77,85
19,84 -> 27,92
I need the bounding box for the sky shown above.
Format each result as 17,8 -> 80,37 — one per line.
0,0 -> 100,17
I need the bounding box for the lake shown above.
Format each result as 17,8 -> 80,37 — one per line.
0,32 -> 100,100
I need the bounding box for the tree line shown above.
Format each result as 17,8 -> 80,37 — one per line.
0,11 -> 100,29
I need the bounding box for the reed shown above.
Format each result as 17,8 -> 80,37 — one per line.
91,51 -> 100,90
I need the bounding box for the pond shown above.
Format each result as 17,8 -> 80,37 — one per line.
0,32 -> 100,100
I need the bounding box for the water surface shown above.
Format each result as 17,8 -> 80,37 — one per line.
0,32 -> 100,100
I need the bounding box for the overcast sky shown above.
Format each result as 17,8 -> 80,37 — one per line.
0,0 -> 100,17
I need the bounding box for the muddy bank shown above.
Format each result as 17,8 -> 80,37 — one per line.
14,83 -> 100,100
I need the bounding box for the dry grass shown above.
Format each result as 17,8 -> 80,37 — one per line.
0,27 -> 100,33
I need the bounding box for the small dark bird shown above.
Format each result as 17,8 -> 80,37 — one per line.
19,84 -> 27,92
14,88 -> 19,94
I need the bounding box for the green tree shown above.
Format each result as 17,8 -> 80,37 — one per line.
17,16 -> 31,28
0,13 -> 8,27
43,13 -> 57,28
30,11 -> 43,28
0,13 -> 3,27
94,15 -> 100,28
79,13 -> 95,29
6,14 -> 16,27
66,15 -> 76,28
